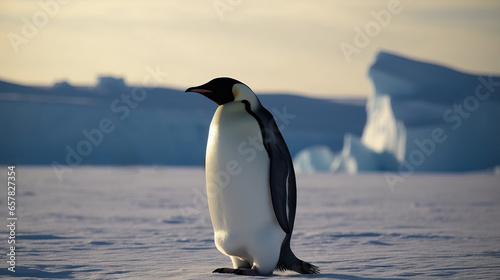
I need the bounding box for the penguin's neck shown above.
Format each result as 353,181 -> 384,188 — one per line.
220,101 -> 246,113
210,102 -> 247,128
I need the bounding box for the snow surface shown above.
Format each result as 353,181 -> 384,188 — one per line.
296,52 -> 500,174
1,166 -> 499,279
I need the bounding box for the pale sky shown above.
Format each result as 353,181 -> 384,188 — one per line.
1,0 -> 499,98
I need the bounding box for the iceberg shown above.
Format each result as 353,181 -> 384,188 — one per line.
297,51 -> 500,174
294,146 -> 335,174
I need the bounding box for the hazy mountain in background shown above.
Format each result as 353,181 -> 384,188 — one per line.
0,75 -> 365,166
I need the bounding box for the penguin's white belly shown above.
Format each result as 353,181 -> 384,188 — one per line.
206,103 -> 285,263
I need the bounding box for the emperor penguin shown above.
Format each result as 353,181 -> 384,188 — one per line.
186,77 -> 319,276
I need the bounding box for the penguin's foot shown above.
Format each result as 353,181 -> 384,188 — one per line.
213,267 -> 261,276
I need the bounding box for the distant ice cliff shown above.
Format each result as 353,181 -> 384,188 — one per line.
295,51 -> 500,174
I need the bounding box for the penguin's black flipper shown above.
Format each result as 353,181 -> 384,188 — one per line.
265,113 -> 297,235
242,101 -> 296,234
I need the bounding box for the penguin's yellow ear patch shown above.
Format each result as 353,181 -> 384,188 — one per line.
233,85 -> 239,99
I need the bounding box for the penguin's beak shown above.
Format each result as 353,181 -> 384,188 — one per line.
185,87 -> 212,94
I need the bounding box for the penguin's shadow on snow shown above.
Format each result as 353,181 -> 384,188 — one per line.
271,273 -> 405,280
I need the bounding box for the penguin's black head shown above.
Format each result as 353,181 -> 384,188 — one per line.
185,77 -> 244,106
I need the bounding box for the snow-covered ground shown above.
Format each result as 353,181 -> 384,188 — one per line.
1,167 -> 499,279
